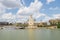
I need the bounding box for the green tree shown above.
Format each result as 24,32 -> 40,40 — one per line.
23,23 -> 28,27
57,22 -> 60,28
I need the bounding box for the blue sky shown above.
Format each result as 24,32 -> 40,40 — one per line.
0,0 -> 60,23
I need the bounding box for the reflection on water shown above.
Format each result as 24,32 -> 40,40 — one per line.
0,28 -> 60,40
28,29 -> 35,40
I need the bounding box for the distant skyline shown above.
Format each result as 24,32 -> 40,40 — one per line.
0,0 -> 60,23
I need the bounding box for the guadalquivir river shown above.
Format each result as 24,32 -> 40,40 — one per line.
0,28 -> 60,40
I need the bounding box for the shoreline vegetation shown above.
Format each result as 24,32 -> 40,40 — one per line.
0,19 -> 60,29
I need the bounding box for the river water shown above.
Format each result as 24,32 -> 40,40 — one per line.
0,28 -> 60,40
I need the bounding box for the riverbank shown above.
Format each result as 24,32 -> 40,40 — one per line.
0,26 -> 57,30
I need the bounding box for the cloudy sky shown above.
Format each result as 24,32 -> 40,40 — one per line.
0,0 -> 60,23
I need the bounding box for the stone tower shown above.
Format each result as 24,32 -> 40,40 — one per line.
28,15 -> 37,28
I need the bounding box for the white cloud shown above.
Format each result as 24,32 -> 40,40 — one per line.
0,3 -> 6,14
43,16 -> 52,22
0,12 -> 16,22
0,0 -> 26,22
46,0 -> 55,4
17,0 -> 43,22
0,0 -> 24,8
17,0 -> 43,14
43,13 -> 60,22
16,0 -> 59,23
0,12 -> 29,22
49,7 -> 60,10
16,18 -> 27,23
16,15 -> 28,19
0,0 -> 25,17
53,14 -> 60,19
0,0 -> 59,23
2,13 -> 16,19
33,13 -> 46,19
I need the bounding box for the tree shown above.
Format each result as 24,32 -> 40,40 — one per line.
23,23 -> 28,27
57,22 -> 60,28
16,23 -> 28,28
49,20 -> 57,26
